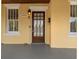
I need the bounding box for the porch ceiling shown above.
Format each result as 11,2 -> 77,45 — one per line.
2,0 -> 50,4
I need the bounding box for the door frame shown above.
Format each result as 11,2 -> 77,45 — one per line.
32,11 -> 45,43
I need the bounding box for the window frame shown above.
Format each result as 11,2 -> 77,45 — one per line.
7,8 -> 19,34
69,17 -> 77,37
69,2 -> 77,37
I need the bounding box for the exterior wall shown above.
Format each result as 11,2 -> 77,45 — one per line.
1,4 -> 50,44
50,0 -> 77,48
1,0 -> 77,48
45,4 -> 51,44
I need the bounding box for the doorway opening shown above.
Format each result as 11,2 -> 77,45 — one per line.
32,11 -> 45,43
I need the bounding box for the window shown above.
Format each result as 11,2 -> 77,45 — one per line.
70,5 -> 77,33
8,9 -> 18,32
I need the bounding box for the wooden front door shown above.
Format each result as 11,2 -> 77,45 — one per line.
32,11 -> 45,43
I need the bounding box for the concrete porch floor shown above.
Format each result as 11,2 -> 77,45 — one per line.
1,44 -> 76,59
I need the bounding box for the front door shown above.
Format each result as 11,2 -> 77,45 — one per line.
32,11 -> 45,43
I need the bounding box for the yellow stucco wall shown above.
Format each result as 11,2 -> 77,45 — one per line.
2,4 -> 30,44
1,4 -> 50,44
50,0 -> 77,48
1,0 -> 77,48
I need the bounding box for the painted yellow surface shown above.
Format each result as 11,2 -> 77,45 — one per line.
1,4 -> 30,44
1,0 -> 77,48
1,4 -> 50,44
50,0 -> 77,48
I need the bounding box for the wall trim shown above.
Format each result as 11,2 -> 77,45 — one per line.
70,1 -> 77,5
4,4 -> 20,9
68,32 -> 77,37
29,5 -> 48,11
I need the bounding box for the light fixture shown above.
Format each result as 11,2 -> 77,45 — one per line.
28,9 -> 31,15
28,9 -> 31,18
48,18 -> 51,23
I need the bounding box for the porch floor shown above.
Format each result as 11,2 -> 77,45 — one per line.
1,44 -> 76,59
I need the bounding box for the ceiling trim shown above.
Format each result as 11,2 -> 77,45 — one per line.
2,0 -> 50,4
